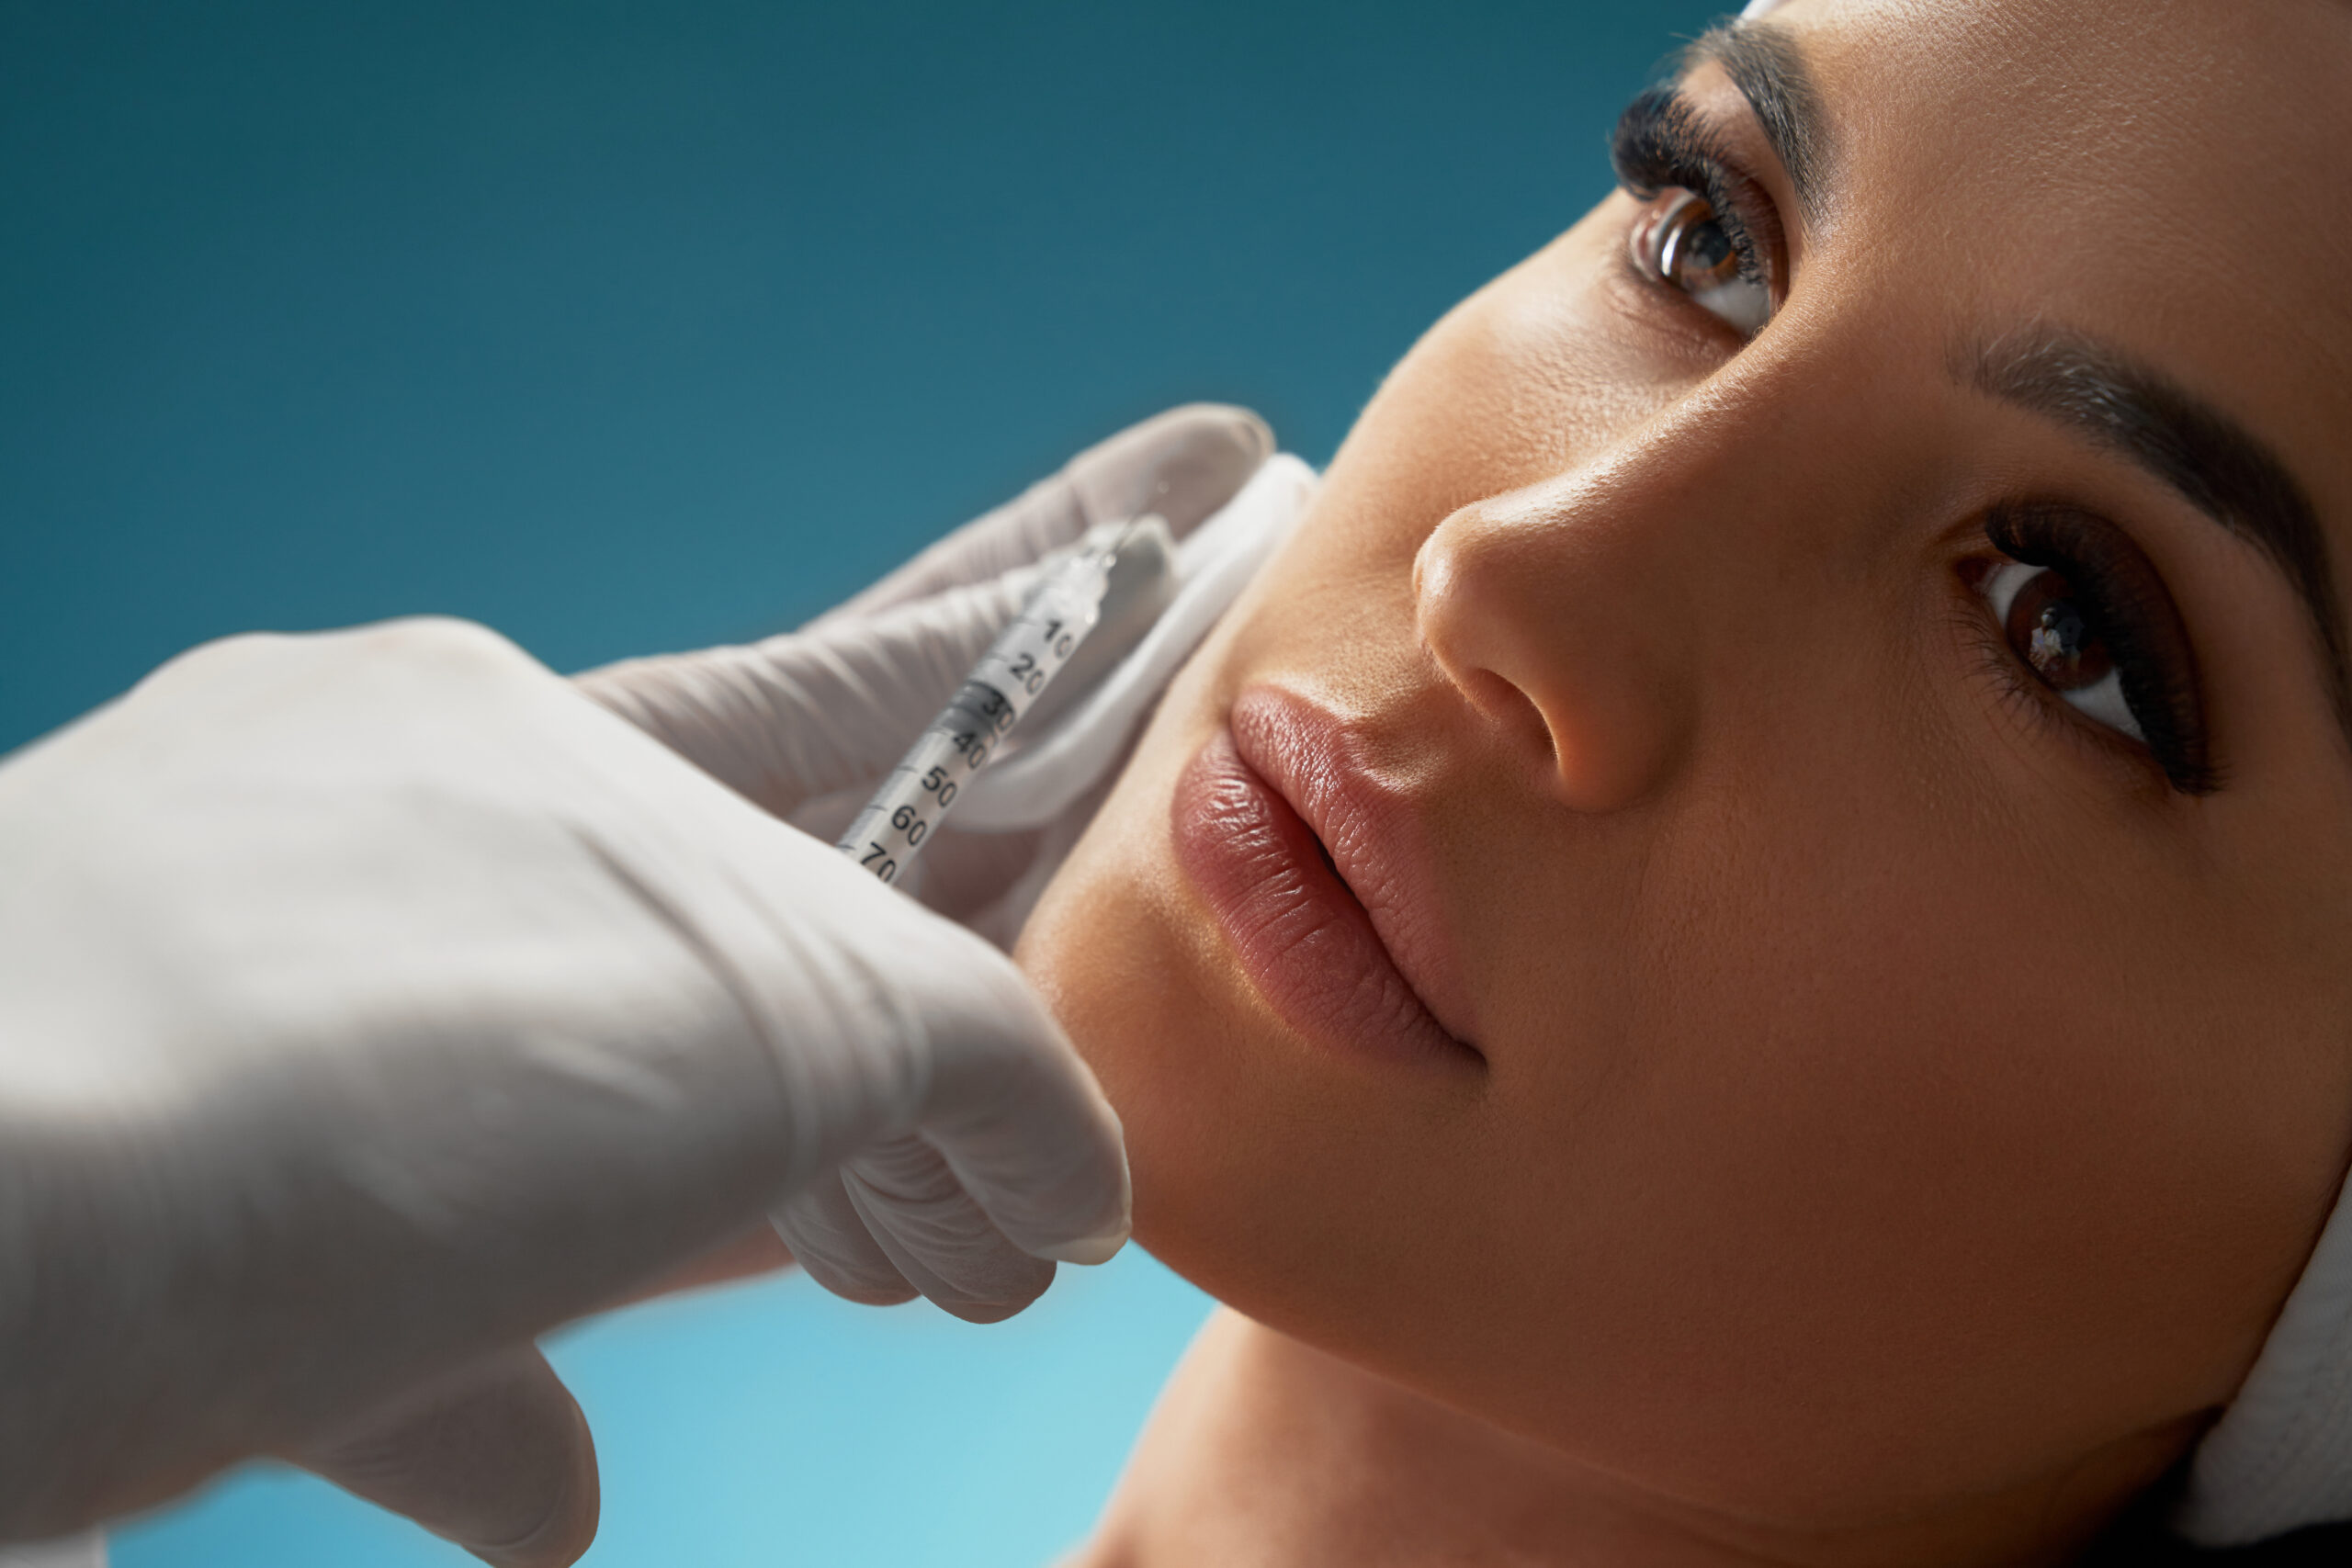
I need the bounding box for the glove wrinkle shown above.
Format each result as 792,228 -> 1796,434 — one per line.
770,1174 -> 920,1306
838,1134 -> 1055,1322
563,829 -> 829,1190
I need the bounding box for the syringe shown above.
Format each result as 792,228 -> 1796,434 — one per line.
836,514 -> 1159,884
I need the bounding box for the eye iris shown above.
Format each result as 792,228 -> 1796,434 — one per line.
1639,192 -> 1747,294
1671,210 -> 1739,289
2007,569 -> 2112,691
1629,187 -> 1772,336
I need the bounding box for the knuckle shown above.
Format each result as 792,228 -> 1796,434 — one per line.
141,627 -> 296,686
355,615 -> 536,676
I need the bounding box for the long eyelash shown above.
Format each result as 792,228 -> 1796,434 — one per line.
1610,85 -> 1767,288
1984,503 -> 2219,795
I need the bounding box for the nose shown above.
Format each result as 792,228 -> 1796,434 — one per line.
1413,455 -> 1718,815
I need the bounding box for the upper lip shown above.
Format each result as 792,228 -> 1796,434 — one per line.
1227,687 -> 1482,1051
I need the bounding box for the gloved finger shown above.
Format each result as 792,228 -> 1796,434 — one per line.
586,506 -> 1179,837
0,1533 -> 105,1568
574,409 -> 1251,820
809,402 -> 1272,626
293,1346 -> 598,1568
770,1171 -> 922,1307
576,570 -> 1033,819
840,1134 -> 1057,1324
894,921 -> 1133,1268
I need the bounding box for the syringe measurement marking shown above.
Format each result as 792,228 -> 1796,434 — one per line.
838,572 -> 1104,883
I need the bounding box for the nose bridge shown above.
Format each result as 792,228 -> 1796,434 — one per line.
1412,365 -> 1838,814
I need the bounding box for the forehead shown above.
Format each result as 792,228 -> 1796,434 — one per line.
1785,0 -> 2352,187
1770,0 -> 2352,516
1749,0 -> 2352,725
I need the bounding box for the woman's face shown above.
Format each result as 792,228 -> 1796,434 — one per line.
1021,0 -> 2352,1544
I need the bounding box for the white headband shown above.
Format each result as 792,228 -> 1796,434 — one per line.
2178,1165 -> 2352,1543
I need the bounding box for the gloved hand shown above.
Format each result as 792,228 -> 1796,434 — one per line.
579,401 -> 1302,1323
577,403 -> 1283,951
0,618 -> 1125,1563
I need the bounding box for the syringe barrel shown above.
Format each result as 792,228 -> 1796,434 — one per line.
836,548 -> 1113,883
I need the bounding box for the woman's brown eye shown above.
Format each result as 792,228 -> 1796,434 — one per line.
2005,566 -> 2111,691
1629,189 -> 1769,334
1980,559 -> 2146,743
1659,197 -> 1741,291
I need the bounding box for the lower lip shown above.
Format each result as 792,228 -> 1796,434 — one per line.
1171,728 -> 1467,1069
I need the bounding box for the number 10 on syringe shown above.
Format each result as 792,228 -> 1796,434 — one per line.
835,543 -> 1117,884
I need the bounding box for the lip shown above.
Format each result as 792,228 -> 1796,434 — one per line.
1170,687 -> 1482,1071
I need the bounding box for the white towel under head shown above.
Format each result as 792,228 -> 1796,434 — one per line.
2178,1167 -> 2352,1544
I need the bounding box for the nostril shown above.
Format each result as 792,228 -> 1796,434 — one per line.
1415,516 -> 1568,784
1454,666 -> 1558,769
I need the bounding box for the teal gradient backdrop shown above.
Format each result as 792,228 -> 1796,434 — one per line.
2,2 -> 1719,1562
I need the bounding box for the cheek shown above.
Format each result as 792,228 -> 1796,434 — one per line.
1433,735 -> 2349,1515
1184,218 -> 1703,706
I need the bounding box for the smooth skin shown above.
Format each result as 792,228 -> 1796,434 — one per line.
1019,2 -> 2352,1563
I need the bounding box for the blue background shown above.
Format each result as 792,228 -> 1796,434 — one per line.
2,2 -> 1716,1562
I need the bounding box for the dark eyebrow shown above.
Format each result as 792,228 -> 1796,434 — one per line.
1965,327 -> 2352,743
1687,22 -> 1827,220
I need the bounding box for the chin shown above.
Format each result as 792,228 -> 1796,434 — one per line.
1016,759 -> 1261,1280
1014,734 -> 1503,1409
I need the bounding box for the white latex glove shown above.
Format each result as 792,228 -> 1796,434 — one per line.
578,404 -> 1295,953
0,618 -> 1126,1563
580,404 -> 1311,1313
0,1534 -> 104,1568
